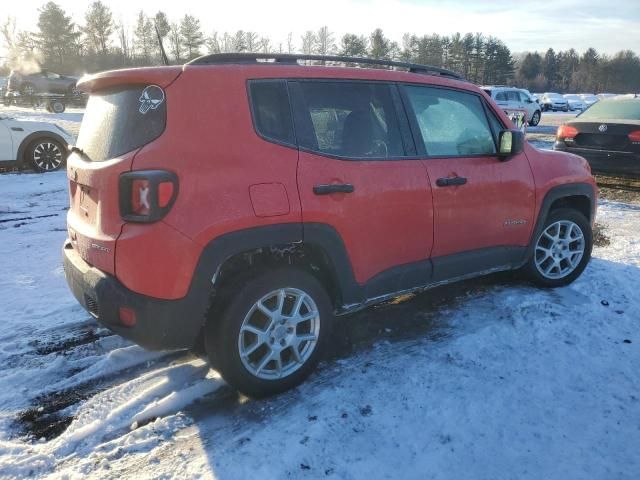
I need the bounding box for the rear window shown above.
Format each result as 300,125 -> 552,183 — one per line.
76,85 -> 166,162
579,99 -> 640,121
248,80 -> 295,145
289,81 -> 405,159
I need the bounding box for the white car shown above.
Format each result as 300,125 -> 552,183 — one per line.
482,86 -> 542,126
0,112 -> 73,172
563,94 -> 587,111
579,94 -> 599,107
540,93 -> 569,112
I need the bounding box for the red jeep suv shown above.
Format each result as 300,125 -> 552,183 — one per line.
63,54 -> 597,397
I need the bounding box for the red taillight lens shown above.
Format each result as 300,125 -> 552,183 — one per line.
158,181 -> 174,208
557,125 -> 578,140
629,130 -> 640,143
119,171 -> 178,222
130,179 -> 151,215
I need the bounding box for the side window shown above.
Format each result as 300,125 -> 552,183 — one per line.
290,81 -> 405,158
506,91 -> 521,102
485,105 -> 505,142
495,91 -> 508,101
248,80 -> 295,145
404,85 -> 497,157
518,91 -> 530,102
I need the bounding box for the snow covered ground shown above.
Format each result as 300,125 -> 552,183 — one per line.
0,110 -> 639,479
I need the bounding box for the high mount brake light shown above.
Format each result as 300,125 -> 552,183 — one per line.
119,170 -> 178,223
557,125 -> 578,140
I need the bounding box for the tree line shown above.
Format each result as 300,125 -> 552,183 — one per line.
1,1 -> 639,93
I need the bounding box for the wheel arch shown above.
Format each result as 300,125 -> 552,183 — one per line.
196,223 -> 359,320
17,131 -> 68,166
523,183 -> 596,265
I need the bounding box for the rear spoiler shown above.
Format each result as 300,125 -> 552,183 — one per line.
77,67 -> 182,94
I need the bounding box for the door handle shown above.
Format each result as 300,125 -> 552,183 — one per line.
436,176 -> 467,187
313,184 -> 355,195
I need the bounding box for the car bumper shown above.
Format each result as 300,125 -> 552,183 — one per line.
63,239 -> 207,351
554,143 -> 640,177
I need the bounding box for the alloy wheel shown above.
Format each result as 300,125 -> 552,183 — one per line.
33,142 -> 63,171
238,288 -> 320,380
535,220 -> 585,279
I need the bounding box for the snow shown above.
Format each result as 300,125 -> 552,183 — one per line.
0,112 -> 639,479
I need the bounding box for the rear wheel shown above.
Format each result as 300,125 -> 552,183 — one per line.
27,138 -> 66,172
524,208 -> 592,288
48,99 -> 66,113
206,268 -> 333,398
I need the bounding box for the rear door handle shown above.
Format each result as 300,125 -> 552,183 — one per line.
313,184 -> 355,195
436,176 -> 467,187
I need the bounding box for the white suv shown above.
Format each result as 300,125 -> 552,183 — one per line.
482,86 -> 542,126
0,112 -> 73,172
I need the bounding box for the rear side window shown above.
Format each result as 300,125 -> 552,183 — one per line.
77,85 -> 166,162
290,81 -> 405,159
506,91 -> 521,102
404,86 -> 497,157
495,91 -> 508,101
248,80 -> 295,145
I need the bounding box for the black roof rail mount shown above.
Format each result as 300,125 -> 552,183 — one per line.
187,53 -> 465,80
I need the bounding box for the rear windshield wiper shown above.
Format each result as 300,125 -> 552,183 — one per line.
69,145 -> 91,161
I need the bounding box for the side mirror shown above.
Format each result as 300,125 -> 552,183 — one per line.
498,129 -> 525,160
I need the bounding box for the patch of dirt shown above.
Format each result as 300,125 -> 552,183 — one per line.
593,222 -> 611,247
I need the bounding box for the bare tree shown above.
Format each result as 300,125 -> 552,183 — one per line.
301,30 -> 316,55
316,26 -> 335,56
245,31 -> 259,53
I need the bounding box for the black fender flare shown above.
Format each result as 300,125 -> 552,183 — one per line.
16,131 -> 68,166
523,182 -> 597,264
191,222 -> 360,309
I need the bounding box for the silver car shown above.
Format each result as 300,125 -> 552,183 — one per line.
541,93 -> 569,112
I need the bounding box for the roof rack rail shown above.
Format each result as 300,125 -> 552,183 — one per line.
186,53 -> 465,80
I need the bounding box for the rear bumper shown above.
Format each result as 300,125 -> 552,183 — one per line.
554,143 -> 640,177
63,240 -> 207,351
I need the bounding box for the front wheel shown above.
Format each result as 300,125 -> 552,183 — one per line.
529,110 -> 541,126
523,208 -> 592,288
206,268 -> 333,398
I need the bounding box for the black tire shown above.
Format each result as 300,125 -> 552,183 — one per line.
25,138 -> 67,172
49,99 -> 66,113
529,110 -> 541,126
523,208 -> 592,288
206,268 -> 333,398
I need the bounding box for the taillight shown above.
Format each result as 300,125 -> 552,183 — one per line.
557,125 -> 578,140
119,170 -> 178,222
629,130 -> 640,143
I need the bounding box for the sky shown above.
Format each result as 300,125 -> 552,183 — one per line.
3,0 -> 640,56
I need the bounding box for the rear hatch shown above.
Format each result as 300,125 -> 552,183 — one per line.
67,68 -> 181,274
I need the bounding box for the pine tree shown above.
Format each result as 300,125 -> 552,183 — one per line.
368,28 -> 391,61
83,1 -> 113,56
180,15 -> 203,59
133,11 -> 154,63
36,1 -> 80,72
339,33 -> 368,58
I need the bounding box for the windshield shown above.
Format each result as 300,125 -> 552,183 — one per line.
579,99 -> 640,121
76,85 -> 166,162
546,93 -> 563,99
